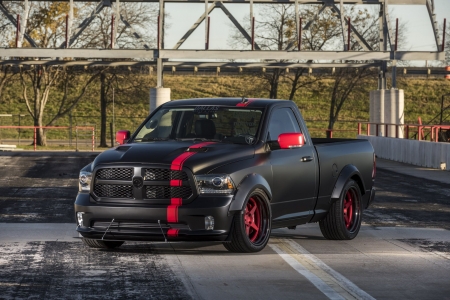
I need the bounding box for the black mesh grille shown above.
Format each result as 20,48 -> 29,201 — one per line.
96,168 -> 133,180
145,186 -> 192,199
93,167 -> 193,201
145,186 -> 171,199
94,184 -> 133,198
144,169 -> 188,181
171,186 -> 193,199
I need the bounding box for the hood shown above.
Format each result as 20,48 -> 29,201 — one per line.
92,141 -> 254,174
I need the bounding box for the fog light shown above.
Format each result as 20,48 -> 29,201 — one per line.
77,212 -> 84,227
205,216 -> 214,230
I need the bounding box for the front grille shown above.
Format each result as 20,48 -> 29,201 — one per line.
93,166 -> 194,201
144,169 -> 188,181
145,186 -> 192,199
145,186 -> 171,199
94,184 -> 133,198
96,168 -> 133,180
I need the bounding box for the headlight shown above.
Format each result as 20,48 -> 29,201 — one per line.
79,171 -> 92,192
195,174 -> 235,195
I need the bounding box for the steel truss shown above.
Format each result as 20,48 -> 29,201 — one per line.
0,0 -> 446,88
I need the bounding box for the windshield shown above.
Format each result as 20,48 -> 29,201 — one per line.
133,106 -> 263,145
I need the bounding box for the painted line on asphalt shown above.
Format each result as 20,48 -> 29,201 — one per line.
270,238 -> 375,300
269,243 -> 345,300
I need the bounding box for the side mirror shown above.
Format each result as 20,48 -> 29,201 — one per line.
116,130 -> 130,145
278,133 -> 305,149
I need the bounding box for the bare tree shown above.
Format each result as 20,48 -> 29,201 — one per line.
327,67 -> 376,137
0,66 -> 15,102
19,66 -> 102,146
229,5 -> 342,99
72,2 -> 158,49
69,2 -> 159,147
324,7 -> 408,137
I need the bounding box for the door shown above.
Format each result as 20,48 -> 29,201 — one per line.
268,107 -> 317,223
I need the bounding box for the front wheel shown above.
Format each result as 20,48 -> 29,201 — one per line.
82,238 -> 124,249
223,189 -> 272,253
319,180 -> 362,240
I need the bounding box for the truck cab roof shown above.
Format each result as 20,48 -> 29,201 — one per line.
163,98 -> 290,108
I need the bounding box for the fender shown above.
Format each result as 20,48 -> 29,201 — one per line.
228,173 -> 272,212
330,164 -> 366,200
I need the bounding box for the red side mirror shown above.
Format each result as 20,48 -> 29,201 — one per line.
278,133 -> 305,149
116,130 -> 130,145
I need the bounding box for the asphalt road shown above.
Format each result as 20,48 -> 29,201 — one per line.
0,152 -> 449,299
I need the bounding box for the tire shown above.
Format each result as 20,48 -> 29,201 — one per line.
319,179 -> 362,240
82,238 -> 124,249
223,188 -> 272,253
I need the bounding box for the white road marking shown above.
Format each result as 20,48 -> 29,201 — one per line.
269,244 -> 345,300
285,239 -> 375,300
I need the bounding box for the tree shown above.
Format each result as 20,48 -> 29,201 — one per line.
70,2 -> 159,147
72,2 -> 158,49
19,66 -> 102,146
324,7 -> 408,137
0,66 -> 14,102
229,4 -> 342,99
327,67 -> 375,136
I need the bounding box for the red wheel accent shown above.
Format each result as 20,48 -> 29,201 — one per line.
244,197 -> 261,242
343,190 -> 354,229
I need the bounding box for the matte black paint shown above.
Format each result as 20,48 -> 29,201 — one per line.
74,98 -> 375,241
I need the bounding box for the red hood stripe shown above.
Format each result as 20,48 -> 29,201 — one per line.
167,228 -> 179,237
236,99 -> 255,107
167,141 -> 216,226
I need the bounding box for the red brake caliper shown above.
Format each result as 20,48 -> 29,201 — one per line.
244,197 -> 261,242
343,191 -> 353,229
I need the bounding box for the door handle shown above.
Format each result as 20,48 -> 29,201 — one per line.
301,156 -> 313,162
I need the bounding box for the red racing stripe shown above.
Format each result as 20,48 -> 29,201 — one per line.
167,228 -> 179,237
236,99 -> 255,107
167,141 -> 216,224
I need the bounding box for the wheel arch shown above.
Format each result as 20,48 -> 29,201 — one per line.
331,164 -> 366,201
229,173 -> 272,212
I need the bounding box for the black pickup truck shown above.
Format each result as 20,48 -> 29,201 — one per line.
75,98 -> 375,253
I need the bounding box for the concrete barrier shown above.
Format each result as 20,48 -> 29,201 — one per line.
357,135 -> 450,171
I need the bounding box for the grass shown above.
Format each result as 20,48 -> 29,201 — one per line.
1,73 -> 450,145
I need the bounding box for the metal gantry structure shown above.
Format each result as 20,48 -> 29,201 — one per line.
0,0 -> 447,88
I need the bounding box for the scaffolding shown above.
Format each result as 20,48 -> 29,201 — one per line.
0,0 -> 447,88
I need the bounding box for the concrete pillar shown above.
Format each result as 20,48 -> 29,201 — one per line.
150,87 -> 171,113
369,89 -> 404,138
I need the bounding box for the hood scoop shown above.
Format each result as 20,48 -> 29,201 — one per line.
116,146 -> 131,152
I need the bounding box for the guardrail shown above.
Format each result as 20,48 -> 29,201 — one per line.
0,126 -> 95,151
357,122 -> 450,142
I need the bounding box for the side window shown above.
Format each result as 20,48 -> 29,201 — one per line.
267,108 -> 301,141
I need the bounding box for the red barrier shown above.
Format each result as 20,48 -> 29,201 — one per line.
0,126 -> 95,151
357,122 -> 450,142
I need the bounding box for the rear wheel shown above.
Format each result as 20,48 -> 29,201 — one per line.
82,238 -> 124,249
223,189 -> 271,253
319,180 -> 362,240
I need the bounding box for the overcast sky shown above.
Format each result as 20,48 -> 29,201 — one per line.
164,0 -> 449,57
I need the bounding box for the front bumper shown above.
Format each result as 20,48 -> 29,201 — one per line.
74,193 -> 234,242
